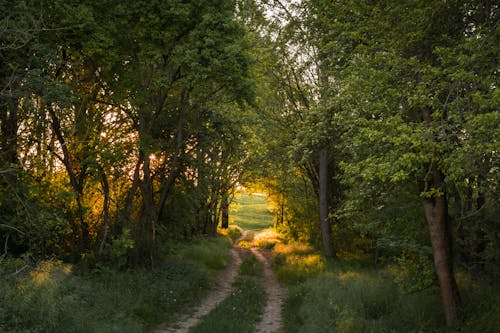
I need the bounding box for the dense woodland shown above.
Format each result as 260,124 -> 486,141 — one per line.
1,0 -> 498,331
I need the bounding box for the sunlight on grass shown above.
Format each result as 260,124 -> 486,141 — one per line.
30,261 -> 72,287
338,271 -> 365,282
273,246 -> 325,284
253,228 -> 281,249
218,225 -> 243,243
273,242 -> 314,256
230,192 -> 274,231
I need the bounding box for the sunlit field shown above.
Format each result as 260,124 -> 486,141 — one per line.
229,192 -> 274,231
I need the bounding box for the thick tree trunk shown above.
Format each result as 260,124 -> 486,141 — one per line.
319,148 -> 335,258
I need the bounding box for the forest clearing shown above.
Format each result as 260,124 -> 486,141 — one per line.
1,0 -> 499,332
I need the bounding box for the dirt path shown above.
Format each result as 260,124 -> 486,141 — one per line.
251,248 -> 284,333
154,246 -> 243,333
154,231 -> 285,333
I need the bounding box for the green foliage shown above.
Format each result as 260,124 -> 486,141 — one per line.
103,228 -> 134,269
226,226 -> 243,243
277,239 -> 500,332
0,236 -> 232,332
393,251 -> 437,293
189,277 -> 266,333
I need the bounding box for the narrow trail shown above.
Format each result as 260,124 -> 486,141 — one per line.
154,246 -> 243,333
154,231 -> 285,333
252,248 -> 284,333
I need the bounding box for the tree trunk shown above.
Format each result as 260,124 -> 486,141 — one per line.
319,148 -> 335,258
98,166 -> 110,256
422,162 -> 460,327
0,100 -> 19,187
422,108 -> 460,327
221,191 -> 229,229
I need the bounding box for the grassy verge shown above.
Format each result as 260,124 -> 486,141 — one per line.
0,236 -> 231,333
230,192 -> 274,231
189,277 -> 266,333
275,242 -> 500,333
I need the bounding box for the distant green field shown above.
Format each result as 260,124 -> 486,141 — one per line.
229,192 -> 274,231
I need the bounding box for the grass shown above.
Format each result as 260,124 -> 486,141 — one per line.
218,225 -> 243,243
275,242 -> 500,333
230,192 -> 274,232
189,277 -> 266,333
239,253 -> 264,277
0,236 -> 231,333
273,242 -> 325,284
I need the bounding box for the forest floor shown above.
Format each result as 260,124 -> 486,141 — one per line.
155,230 -> 285,333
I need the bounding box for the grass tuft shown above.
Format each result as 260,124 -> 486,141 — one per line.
239,253 -> 264,277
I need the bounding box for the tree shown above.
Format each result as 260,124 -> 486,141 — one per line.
306,0 -> 499,326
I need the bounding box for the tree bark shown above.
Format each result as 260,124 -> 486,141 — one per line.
319,148 -> 335,258
422,164 -> 460,327
221,191 -> 229,229
97,166 -> 110,256
422,108 -> 460,327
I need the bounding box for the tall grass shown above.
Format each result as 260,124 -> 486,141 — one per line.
276,243 -> 499,333
0,236 -> 231,333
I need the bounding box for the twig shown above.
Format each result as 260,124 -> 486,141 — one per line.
0,223 -> 25,234
7,264 -> 32,277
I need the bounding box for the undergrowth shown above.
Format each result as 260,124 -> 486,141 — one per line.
276,242 -> 500,333
189,277 -> 266,333
0,236 -> 231,333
